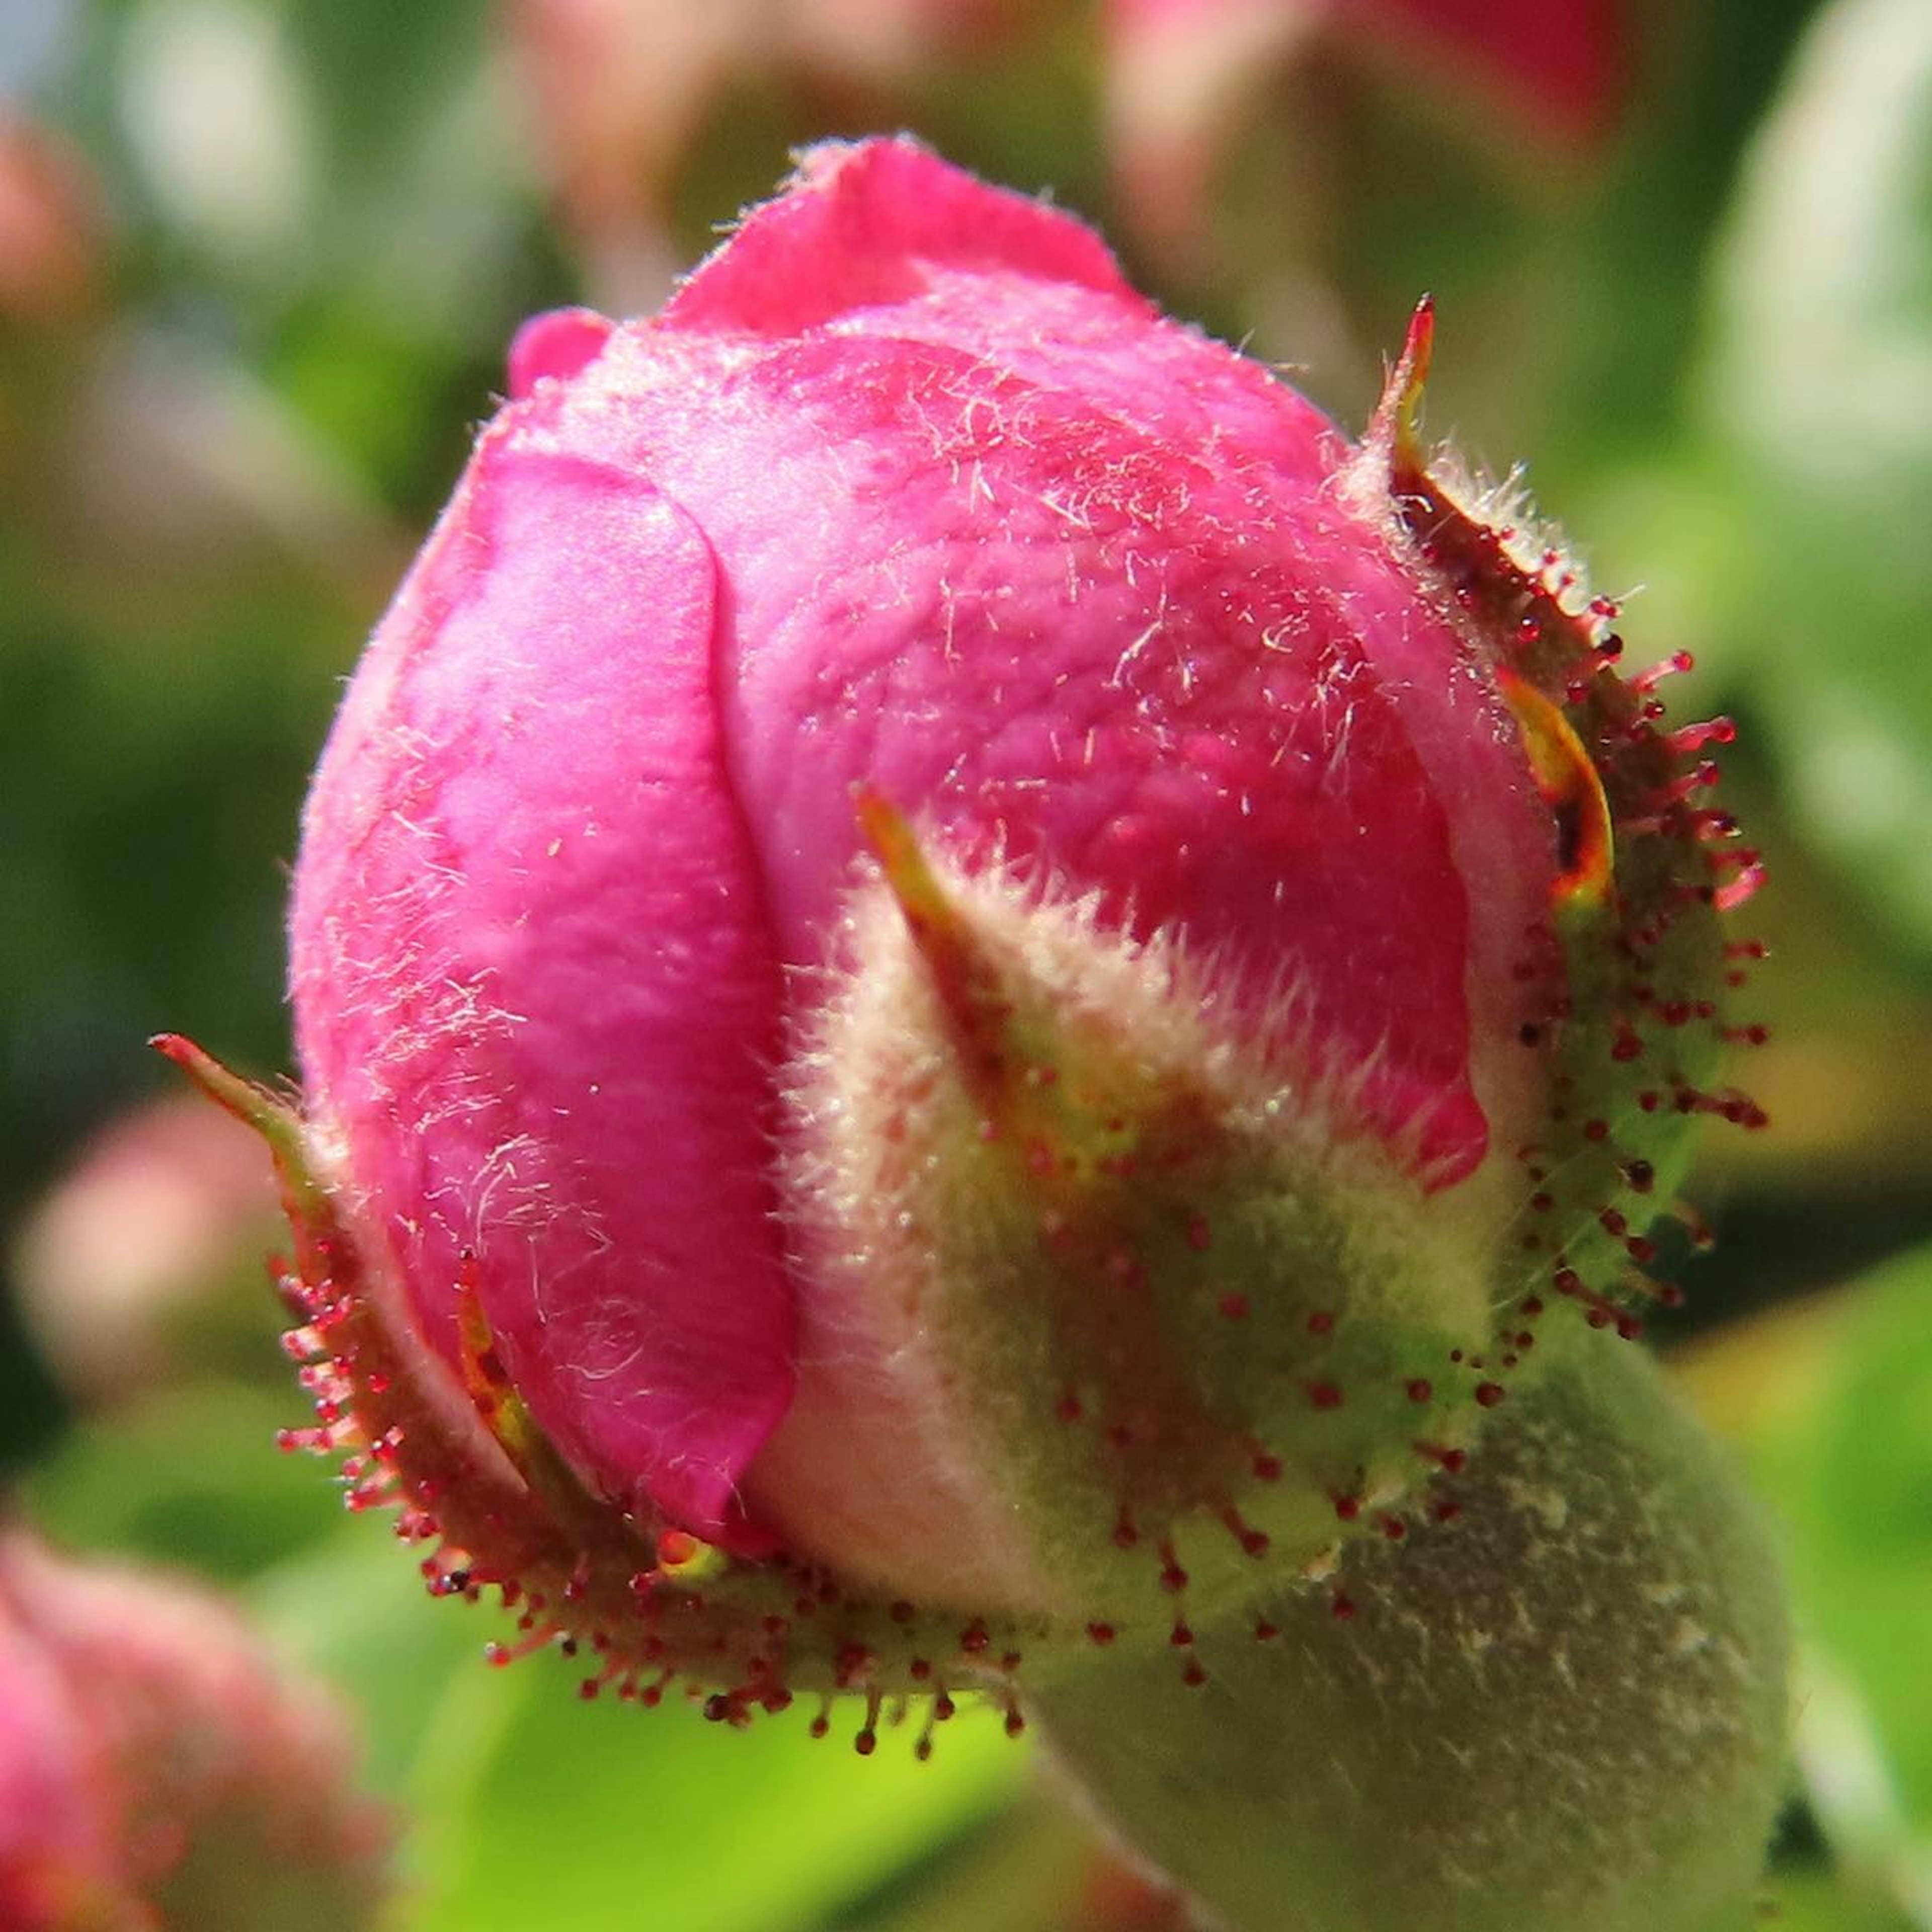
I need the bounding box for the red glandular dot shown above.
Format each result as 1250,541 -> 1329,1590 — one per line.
1221,1507 -> 1270,1558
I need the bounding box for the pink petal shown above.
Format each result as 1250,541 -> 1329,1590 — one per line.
640,329 -> 1493,1169
1354,0 -> 1628,142
290,403 -> 795,1542
526,140 -> 1556,1177
666,136 -> 1131,336
665,135 -> 1342,512
507,307 -> 616,397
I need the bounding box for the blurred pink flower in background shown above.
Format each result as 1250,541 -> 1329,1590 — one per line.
15,1095 -> 282,1403
0,114 -> 101,330
0,1531 -> 390,1931
508,0 -> 1026,305
1103,0 -> 1629,260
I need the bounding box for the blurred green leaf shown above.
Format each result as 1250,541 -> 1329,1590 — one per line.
23,1377 -> 343,1580
272,0 -> 489,203
249,1523 -> 504,1802
1774,1253 -> 1932,1822
825,1786 -> 1167,1932
246,1521 -> 1023,1932
1680,1242 -> 1932,1925
407,1667 -> 1021,1932
1701,0 -> 1932,957
1752,1866 -> 1919,1931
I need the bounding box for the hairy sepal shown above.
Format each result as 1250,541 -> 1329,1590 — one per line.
1347,301 -> 1768,1345
1029,1340 -> 1791,1932
767,807 -> 1561,1645
151,1035 -> 1041,1754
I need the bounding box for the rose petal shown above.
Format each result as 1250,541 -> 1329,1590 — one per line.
507,306 -> 617,398
666,136 -> 1131,337
291,407 -> 794,1540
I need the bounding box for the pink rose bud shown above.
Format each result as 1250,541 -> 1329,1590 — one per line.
0,1530 -> 391,1930
163,136 -> 1782,1923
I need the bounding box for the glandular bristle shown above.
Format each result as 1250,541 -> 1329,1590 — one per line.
151,1033 -> 1043,1750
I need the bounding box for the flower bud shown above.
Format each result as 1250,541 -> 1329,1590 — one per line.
0,1529 -> 391,1930
166,134 -> 1779,1909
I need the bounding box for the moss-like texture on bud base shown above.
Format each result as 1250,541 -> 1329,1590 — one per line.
1028,1339 -> 1789,1932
